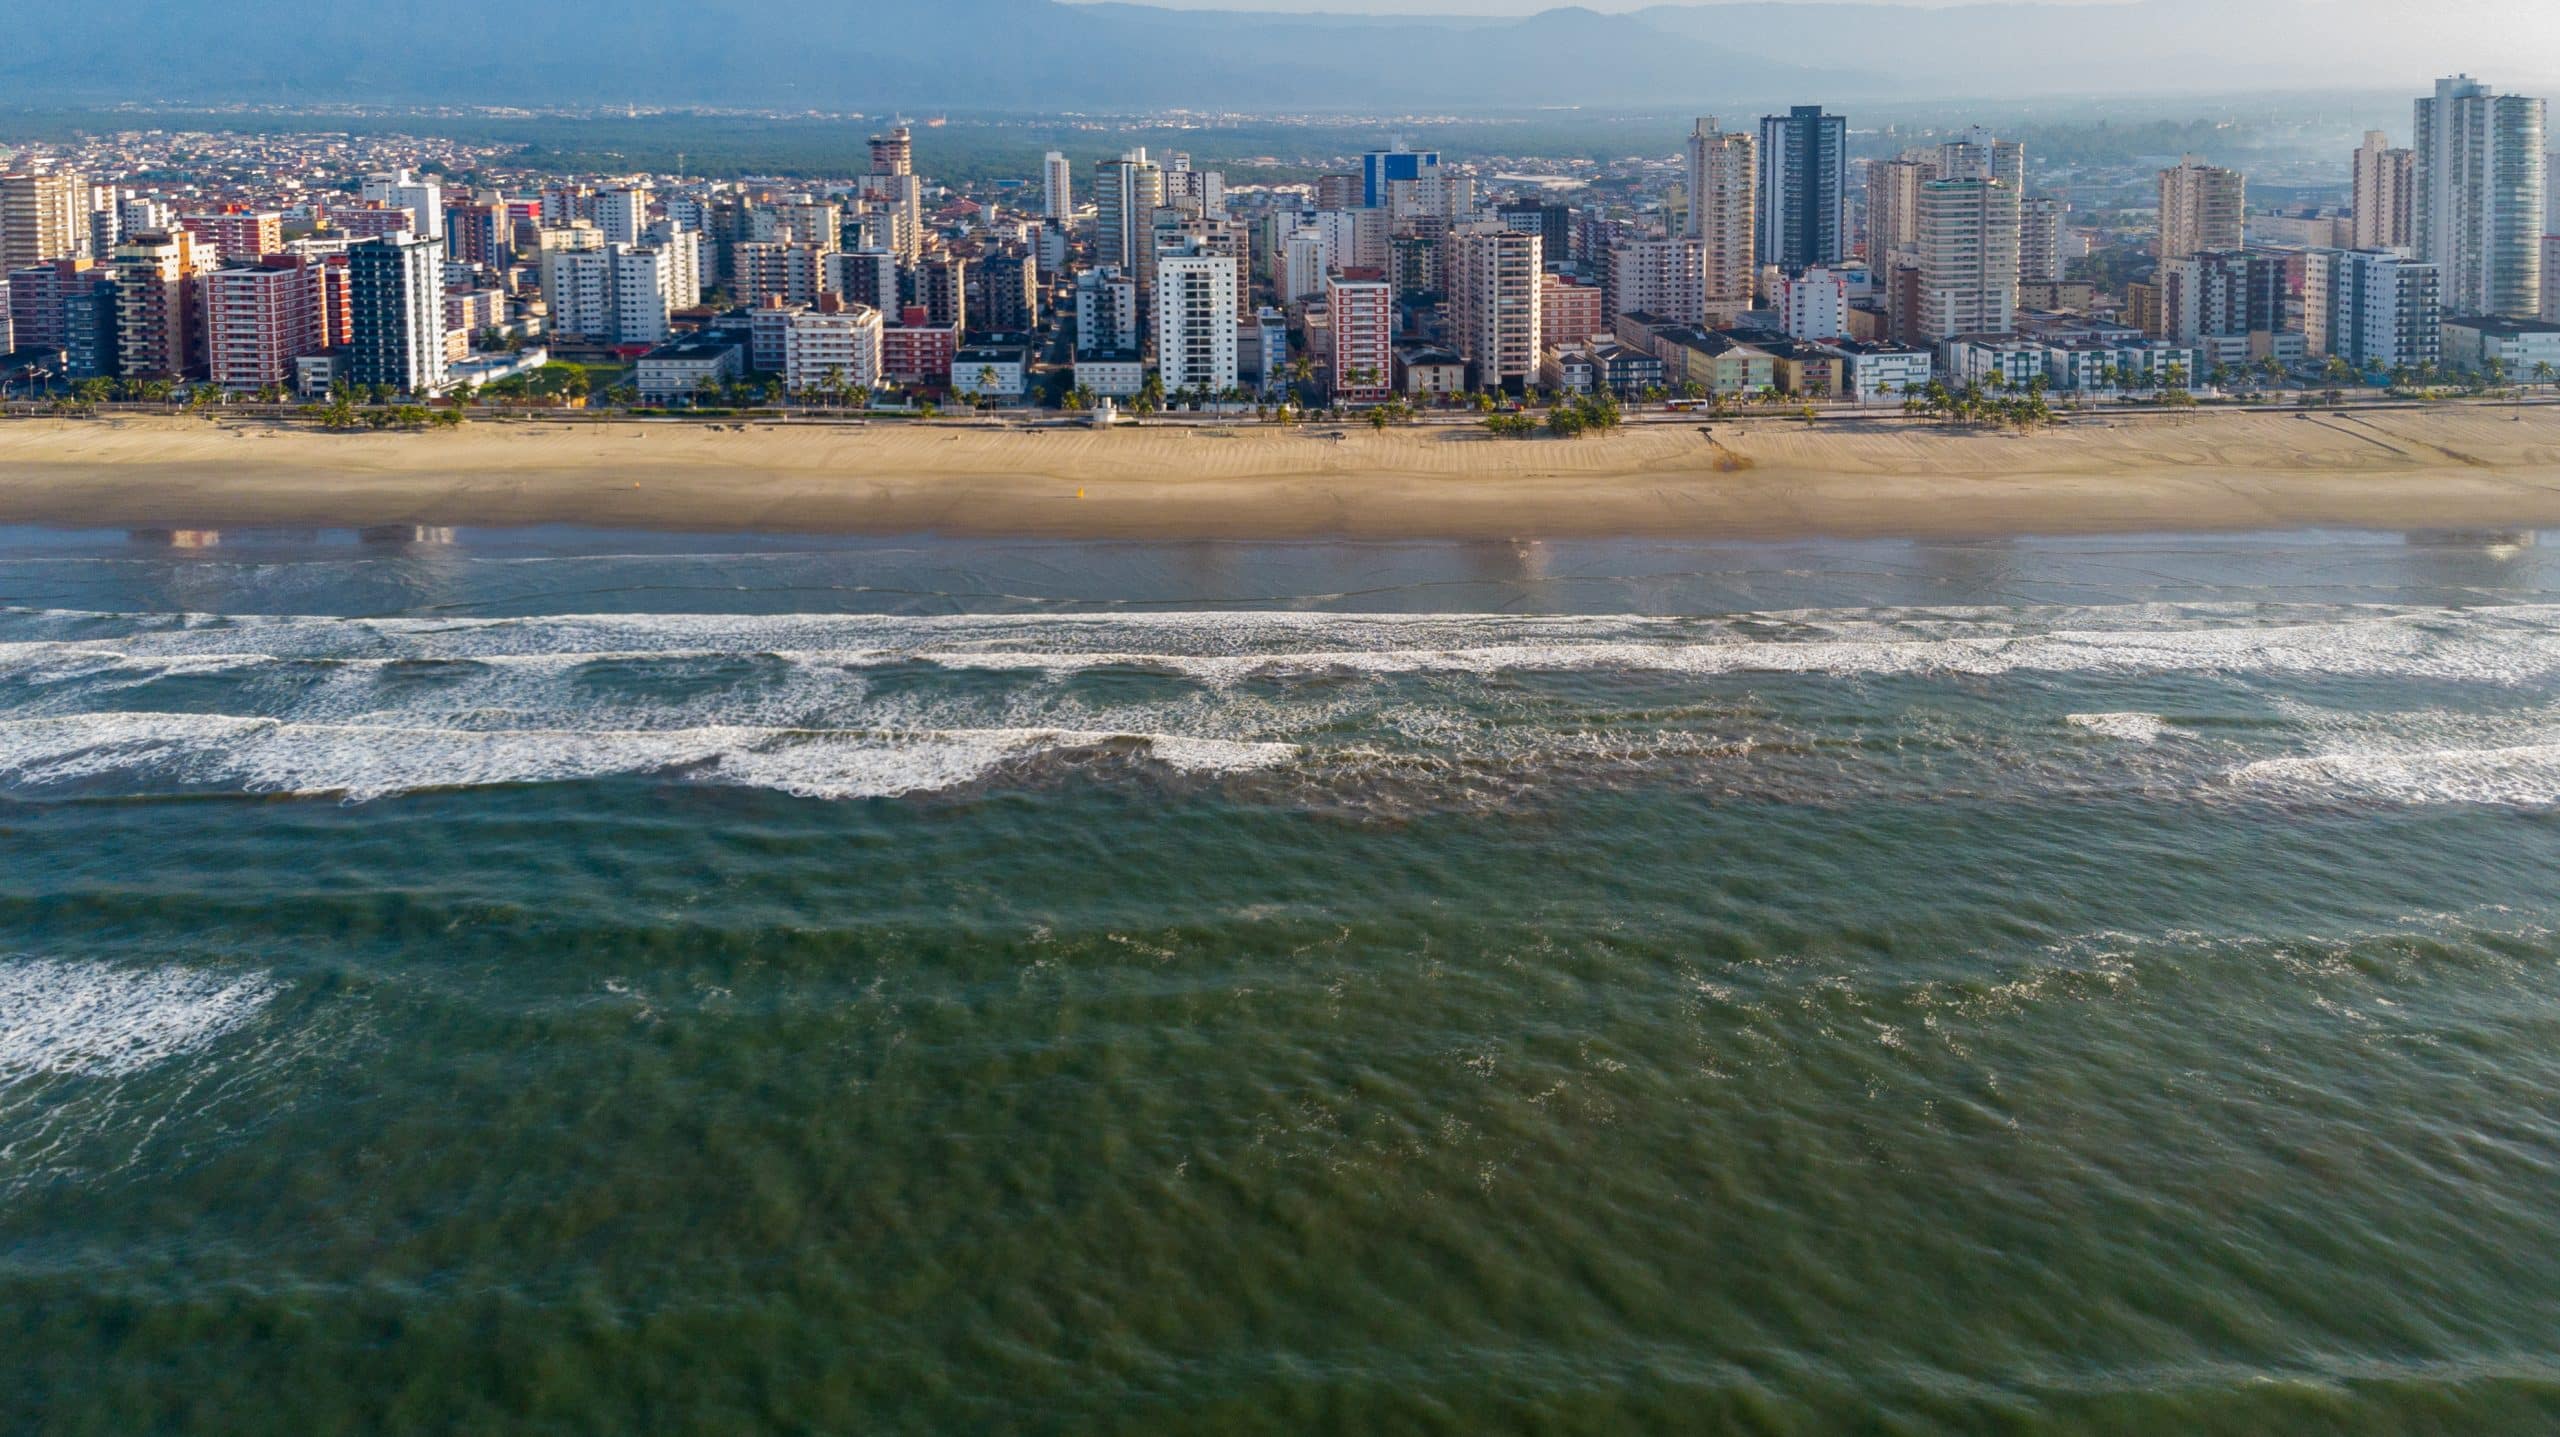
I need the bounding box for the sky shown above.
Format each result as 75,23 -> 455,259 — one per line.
1062,0 -> 2111,10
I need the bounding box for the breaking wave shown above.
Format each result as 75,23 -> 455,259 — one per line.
0,957 -> 279,1083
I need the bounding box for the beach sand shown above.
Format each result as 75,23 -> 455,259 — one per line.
3,406 -> 2559,540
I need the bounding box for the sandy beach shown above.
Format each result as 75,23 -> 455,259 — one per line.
2,405 -> 2559,540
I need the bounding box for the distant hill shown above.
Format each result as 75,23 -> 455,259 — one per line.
1,0 -> 2544,112
0,0 -> 1860,110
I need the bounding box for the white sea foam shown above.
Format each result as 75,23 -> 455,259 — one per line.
8,602 -> 2560,685
0,714 -> 1297,801
2230,743 -> 2560,807
2067,712 -> 2168,743
0,958 -> 278,1082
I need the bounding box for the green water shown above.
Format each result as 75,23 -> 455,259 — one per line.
7,530 -> 2560,1432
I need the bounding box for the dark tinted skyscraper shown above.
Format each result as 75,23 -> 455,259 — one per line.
1756,105 -> 1849,275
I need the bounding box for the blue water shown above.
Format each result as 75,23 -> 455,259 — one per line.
7,527 -> 2560,1432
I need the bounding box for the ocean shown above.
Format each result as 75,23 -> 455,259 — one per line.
7,525 -> 2560,1433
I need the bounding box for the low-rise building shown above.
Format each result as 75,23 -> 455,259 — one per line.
1395,344 -> 1467,400
635,331 -> 745,404
1075,349 -> 1147,399
2441,316 -> 2560,377
951,338 -> 1033,404
1811,338 -> 1931,403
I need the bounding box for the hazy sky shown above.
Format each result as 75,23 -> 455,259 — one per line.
1063,0 -> 2114,11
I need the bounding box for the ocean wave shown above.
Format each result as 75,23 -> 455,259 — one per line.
0,713 -> 1296,801
6,602 -> 2560,685
2229,743 -> 2560,807
0,957 -> 279,1083
2067,712 -> 2168,743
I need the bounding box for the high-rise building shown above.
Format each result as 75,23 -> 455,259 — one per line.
1168,213 -> 1251,319
911,253 -> 968,335
827,248 -> 901,314
362,171 -> 445,241
1362,148 -> 1439,210
1094,150 -> 1165,274
201,256 -> 325,390
1281,230 -> 1330,304
1153,239 -> 1240,396
1314,174 -> 1363,211
1685,119 -> 1757,304
1075,266 -> 1141,356
443,201 -> 511,269
2159,249 -> 2288,345
346,232 -> 448,395
1778,267 -> 1850,340
1930,130 -> 2025,193
2019,197 -> 2065,284
1539,273 -> 1605,346
0,172 -> 86,270
869,126 -> 913,178
2352,131 -> 2417,251
1043,152 -> 1073,223
2414,75 -> 2547,318
1865,157 -> 1930,261
973,248 -> 1041,333
2157,158 -> 2246,262
2305,247 -> 2441,370
1915,177 -> 2020,341
1757,105 -> 1849,275
110,229 -> 207,379
1447,222 -> 1542,392
1608,238 -> 1707,324
731,243 -> 825,309
1313,207 -> 1388,276
2547,235 -> 2560,323
7,257 -> 91,353
593,187 -> 650,248
178,210 -> 282,266
1326,268 -> 1393,403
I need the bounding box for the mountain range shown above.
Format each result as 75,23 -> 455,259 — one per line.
1,0 -> 2548,110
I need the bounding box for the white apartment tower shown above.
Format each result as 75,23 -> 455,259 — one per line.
1043,152 -> 1073,223
1153,240 -> 1240,396
2019,197 -> 2064,284
1608,238 -> 1707,324
2305,247 -> 2442,371
593,187 -> 651,248
1684,118 -> 1757,304
1448,222 -> 1542,392
1915,177 -> 2020,341
2414,75 -> 2547,318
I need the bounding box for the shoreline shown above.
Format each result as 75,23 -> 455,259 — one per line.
3,406 -> 2559,542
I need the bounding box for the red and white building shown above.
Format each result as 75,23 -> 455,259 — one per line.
882,307 -> 958,386
327,204 -> 419,241
201,256 -> 326,391
1326,267 -> 1394,404
179,208 -> 284,265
